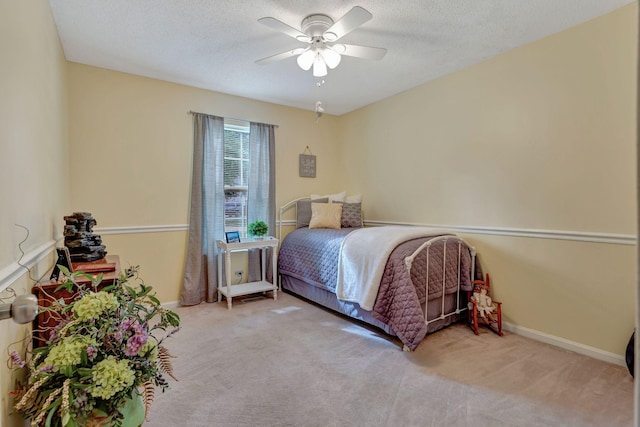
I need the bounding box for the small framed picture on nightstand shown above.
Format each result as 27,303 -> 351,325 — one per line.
50,247 -> 73,281
225,231 -> 240,243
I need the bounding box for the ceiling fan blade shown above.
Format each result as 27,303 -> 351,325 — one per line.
323,6 -> 372,41
258,17 -> 311,42
339,44 -> 387,60
255,48 -> 306,65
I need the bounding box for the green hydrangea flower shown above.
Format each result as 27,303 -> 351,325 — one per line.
138,336 -> 158,360
89,356 -> 135,400
44,336 -> 94,371
73,291 -> 119,322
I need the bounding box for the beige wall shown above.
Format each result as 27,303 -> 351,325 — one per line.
67,64 -> 343,302
0,0 -> 69,426
339,4 -> 637,355
0,1 -> 69,266
0,3 -> 637,425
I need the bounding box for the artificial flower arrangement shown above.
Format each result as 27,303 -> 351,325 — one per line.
8,265 -> 180,427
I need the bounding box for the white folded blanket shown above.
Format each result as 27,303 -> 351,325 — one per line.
335,226 -> 450,311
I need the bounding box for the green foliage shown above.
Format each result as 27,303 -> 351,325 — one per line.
247,220 -> 268,237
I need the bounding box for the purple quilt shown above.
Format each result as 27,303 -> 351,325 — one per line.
278,228 -> 355,293
278,228 -> 476,350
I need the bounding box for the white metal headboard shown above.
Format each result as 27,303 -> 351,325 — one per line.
277,197 -> 310,241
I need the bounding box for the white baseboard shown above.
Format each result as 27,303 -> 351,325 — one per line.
503,321 -> 626,367
162,301 -> 180,309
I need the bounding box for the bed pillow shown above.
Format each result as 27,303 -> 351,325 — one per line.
310,191 -> 346,203
296,197 -> 328,228
309,202 -> 342,229
332,201 -> 363,228
345,194 -> 362,203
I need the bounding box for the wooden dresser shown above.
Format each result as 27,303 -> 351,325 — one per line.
32,255 -> 120,347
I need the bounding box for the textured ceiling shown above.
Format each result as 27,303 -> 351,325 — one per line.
48,0 -> 634,115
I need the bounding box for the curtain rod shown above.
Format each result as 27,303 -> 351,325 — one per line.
187,110 -> 279,128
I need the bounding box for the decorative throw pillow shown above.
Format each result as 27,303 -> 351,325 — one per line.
296,197 -> 328,228
310,191 -> 346,203
309,203 -> 342,229
332,201 -> 363,228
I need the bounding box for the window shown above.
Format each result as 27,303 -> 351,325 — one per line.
223,120 -> 250,235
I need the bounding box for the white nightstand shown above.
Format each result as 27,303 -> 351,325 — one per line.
216,236 -> 278,309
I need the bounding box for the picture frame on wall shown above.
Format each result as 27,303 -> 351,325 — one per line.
225,231 -> 241,243
299,154 -> 316,178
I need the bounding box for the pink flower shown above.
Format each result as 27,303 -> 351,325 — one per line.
9,350 -> 25,368
86,346 -> 97,359
122,319 -> 149,356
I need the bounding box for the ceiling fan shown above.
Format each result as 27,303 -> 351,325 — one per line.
255,6 -> 387,77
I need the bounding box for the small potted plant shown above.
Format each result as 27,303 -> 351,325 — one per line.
247,220 -> 268,240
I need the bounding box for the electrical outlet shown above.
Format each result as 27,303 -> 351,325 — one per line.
235,269 -> 243,278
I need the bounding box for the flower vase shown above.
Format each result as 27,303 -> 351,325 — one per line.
89,393 -> 145,427
118,392 -> 145,427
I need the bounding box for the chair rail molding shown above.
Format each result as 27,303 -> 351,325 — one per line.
0,239 -> 57,291
364,220 -> 636,246
276,219 -> 636,245
94,224 -> 189,235
95,221 -> 636,246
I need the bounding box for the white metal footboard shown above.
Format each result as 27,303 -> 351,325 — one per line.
404,235 -> 476,329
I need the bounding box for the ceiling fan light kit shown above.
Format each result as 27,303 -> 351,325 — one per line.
312,54 -> 328,77
296,49 -> 315,70
321,47 -> 341,68
256,6 -> 386,77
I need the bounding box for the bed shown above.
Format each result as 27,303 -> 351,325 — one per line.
277,197 -> 479,351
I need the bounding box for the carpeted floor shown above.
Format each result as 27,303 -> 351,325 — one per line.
146,292 -> 633,427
